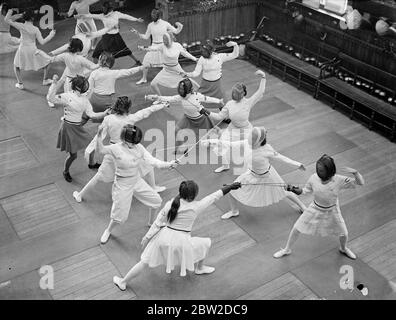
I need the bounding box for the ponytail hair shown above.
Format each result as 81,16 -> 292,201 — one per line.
167,180 -> 199,223
167,195 -> 181,224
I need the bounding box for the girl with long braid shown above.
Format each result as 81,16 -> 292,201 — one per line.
48,75 -> 110,182
273,155 -> 364,260
73,96 -> 168,203
113,180 -> 242,291
96,124 -> 179,245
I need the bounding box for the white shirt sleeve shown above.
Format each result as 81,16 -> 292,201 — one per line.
187,56 -> 203,78
302,175 -> 314,195
194,190 -> 223,215
140,23 -> 152,40
145,200 -> 171,239
126,103 -> 166,123
264,145 -> 302,168
336,174 -> 358,190
141,145 -> 170,168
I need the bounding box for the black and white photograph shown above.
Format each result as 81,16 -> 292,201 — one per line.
0,0 -> 395,309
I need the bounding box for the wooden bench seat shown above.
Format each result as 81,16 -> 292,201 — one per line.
318,77 -> 396,141
246,40 -> 327,92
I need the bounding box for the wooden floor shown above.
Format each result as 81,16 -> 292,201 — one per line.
0,7 -> 395,300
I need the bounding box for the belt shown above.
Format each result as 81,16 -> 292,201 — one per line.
314,201 -> 336,209
164,63 -> 179,67
110,141 -> 116,144
153,41 -> 163,44
185,114 -> 203,120
63,119 -> 81,125
202,77 -> 222,82
167,226 -> 191,233
250,165 -> 271,176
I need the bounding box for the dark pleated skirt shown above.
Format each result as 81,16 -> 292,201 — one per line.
92,33 -> 132,59
57,121 -> 92,154
198,78 -> 226,109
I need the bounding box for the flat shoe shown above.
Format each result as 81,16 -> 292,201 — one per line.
63,171 -> 72,183
88,163 -> 101,169
72,191 -> 82,203
214,166 -> 230,173
100,229 -> 111,244
339,247 -> 357,260
221,210 -> 239,220
113,276 -> 126,291
273,248 -> 292,258
195,266 -> 215,275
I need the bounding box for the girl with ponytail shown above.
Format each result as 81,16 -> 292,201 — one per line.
113,180 -> 241,291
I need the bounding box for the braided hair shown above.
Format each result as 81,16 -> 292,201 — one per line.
177,78 -> 193,98
112,96 -> 131,115
167,181 -> 199,223
70,75 -> 89,94
68,38 -> 84,53
201,42 -> 214,59
316,154 -> 336,181
99,51 -> 115,69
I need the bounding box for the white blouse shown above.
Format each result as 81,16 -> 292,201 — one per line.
142,19 -> 181,44
156,42 -> 196,66
92,11 -> 138,34
68,0 -> 97,16
158,93 -> 220,118
207,140 -> 301,174
55,91 -> 96,123
88,66 -> 141,95
303,174 -> 358,208
102,143 -> 171,177
100,103 -> 167,143
52,52 -> 98,78
51,33 -> 92,58
188,45 -> 239,81
145,190 -> 223,238
210,78 -> 266,128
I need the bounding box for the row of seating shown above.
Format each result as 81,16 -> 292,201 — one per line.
246,39 -> 396,142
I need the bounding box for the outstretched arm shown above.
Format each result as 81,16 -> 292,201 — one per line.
220,41 -> 239,63
117,12 -> 144,23
194,183 -> 241,215
166,21 -> 183,34
141,146 -> 176,169
180,47 -> 198,62
4,9 -> 24,29
127,102 -> 167,123
247,70 -> 267,106
146,94 -> 182,104
67,2 -> 76,17
87,27 -> 111,39
267,146 -> 304,170
76,13 -> 103,21
144,201 -> 171,240
208,105 -> 229,122
113,66 -> 144,79
50,43 -> 69,56
186,57 -> 203,78
36,29 -> 56,45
